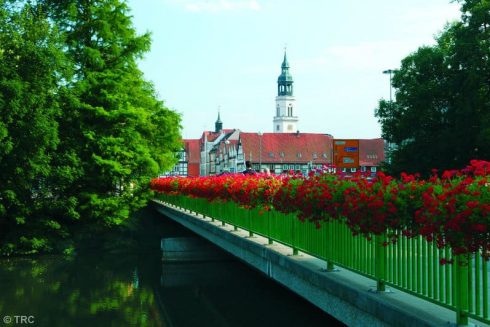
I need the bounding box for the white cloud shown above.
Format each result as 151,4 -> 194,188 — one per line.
167,0 -> 261,12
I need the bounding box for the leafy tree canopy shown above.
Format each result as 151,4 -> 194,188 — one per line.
0,0 -> 182,255
375,0 -> 490,176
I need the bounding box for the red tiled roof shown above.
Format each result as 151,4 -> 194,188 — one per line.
184,139 -> 200,164
359,138 -> 385,166
239,132 -> 333,164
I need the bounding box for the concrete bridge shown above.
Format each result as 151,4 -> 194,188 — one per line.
153,200 -> 488,327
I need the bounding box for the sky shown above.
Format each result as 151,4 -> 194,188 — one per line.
127,0 -> 461,140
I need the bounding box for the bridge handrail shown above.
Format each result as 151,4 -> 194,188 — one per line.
157,193 -> 489,326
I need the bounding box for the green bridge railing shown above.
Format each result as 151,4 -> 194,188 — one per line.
158,194 -> 489,326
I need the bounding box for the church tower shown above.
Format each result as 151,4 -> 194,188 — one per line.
273,50 -> 298,133
215,110 -> 223,133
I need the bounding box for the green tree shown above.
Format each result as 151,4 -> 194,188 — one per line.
449,0 -> 490,163
44,0 -> 182,241
0,2 -> 69,254
375,0 -> 490,175
0,0 -> 182,255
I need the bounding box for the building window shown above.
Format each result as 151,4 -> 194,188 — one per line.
322,153 -> 328,158
280,152 -> 285,157
312,153 -> 318,159
296,153 -> 302,158
276,125 -> 280,131
269,152 -> 274,158
351,168 -> 357,173
287,124 -> 293,131
361,166 -> 367,172
371,167 -> 377,172
276,105 -> 280,117
288,104 -> 293,116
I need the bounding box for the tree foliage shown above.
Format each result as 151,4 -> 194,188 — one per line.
375,0 -> 490,176
0,0 -> 182,255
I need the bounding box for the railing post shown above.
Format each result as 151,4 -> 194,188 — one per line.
230,202 -> 238,231
267,210 -> 273,245
325,221 -> 335,271
375,234 -> 387,292
220,201 -> 224,225
248,208 -> 253,237
456,254 -> 469,326
291,214 -> 298,255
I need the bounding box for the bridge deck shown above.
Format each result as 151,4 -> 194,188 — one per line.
153,200 -> 487,327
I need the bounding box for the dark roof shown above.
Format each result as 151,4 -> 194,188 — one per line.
239,132 -> 333,164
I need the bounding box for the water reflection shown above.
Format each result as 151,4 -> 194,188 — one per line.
0,253 -> 163,327
0,208 -> 344,326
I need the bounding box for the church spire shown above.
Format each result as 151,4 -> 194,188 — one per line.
281,50 -> 289,69
277,49 -> 293,96
215,108 -> 223,133
273,49 -> 298,133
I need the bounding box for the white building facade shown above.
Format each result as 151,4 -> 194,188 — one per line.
273,51 -> 298,133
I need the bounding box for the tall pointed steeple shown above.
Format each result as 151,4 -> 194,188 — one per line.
277,50 -> 293,96
215,109 -> 223,133
273,49 -> 298,133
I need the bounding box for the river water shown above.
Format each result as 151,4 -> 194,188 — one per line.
0,207 -> 344,326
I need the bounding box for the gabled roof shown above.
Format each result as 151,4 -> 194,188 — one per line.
200,129 -> 235,144
239,132 -> 333,164
215,139 -> 239,155
359,138 -> 385,166
184,139 -> 200,164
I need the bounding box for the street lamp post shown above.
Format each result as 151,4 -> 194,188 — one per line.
383,69 -> 396,165
258,131 -> 263,171
382,69 -> 394,104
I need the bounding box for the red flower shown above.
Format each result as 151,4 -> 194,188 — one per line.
150,160 -> 490,260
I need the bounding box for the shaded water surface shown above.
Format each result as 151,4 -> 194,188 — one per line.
0,207 -> 344,326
